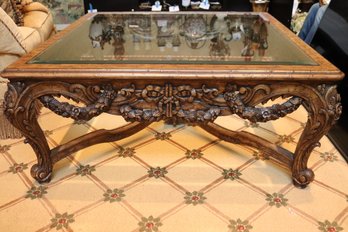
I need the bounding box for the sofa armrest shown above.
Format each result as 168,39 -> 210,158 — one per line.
0,7 -> 27,56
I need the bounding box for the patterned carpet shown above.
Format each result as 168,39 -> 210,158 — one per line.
0,99 -> 347,232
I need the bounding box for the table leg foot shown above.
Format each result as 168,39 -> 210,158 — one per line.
292,168 -> 314,189
31,164 -> 52,183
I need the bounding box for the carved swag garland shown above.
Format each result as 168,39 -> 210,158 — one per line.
5,81 -> 309,129
3,82 -> 341,141
118,83 -> 304,124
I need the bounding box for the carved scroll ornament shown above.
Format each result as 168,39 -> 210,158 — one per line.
317,84 -> 342,123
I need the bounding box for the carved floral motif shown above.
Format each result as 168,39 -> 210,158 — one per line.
117,83 -> 303,124
31,82 -> 308,125
39,85 -> 117,121
119,84 -> 221,123
224,84 -> 303,123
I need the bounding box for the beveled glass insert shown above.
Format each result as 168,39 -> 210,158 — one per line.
30,12 -> 316,65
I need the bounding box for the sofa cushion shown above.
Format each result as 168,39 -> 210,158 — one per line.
23,9 -> 53,41
0,0 -> 24,26
18,26 -> 42,52
0,7 -> 26,55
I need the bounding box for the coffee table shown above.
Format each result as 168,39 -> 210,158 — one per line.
2,12 -> 343,188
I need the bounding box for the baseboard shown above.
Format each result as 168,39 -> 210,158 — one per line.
327,123 -> 348,162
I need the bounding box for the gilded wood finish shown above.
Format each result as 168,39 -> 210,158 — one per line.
2,12 -> 344,188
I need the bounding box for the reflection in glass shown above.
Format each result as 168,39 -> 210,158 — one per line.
87,13 -> 268,59
181,15 -> 208,49
241,16 -> 268,61
182,0 -> 191,9
89,15 -> 126,59
30,12 -> 316,66
209,34 -> 230,58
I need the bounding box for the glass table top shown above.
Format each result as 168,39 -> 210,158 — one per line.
29,12 -> 317,66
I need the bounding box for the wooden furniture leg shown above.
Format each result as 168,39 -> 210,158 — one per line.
292,84 -> 341,188
4,82 -> 53,182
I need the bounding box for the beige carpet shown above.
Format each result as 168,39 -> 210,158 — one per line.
0,100 -> 347,232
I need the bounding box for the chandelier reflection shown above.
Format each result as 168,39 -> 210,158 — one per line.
89,14 -> 126,59
181,14 -> 208,49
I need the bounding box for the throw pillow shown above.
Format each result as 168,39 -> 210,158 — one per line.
0,6 -> 26,55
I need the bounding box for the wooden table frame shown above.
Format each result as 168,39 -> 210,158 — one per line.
2,13 -> 344,188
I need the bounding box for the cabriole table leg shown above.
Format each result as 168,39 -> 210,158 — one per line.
4,82 -> 53,183
292,84 -> 341,188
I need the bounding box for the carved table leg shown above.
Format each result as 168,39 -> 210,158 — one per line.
4,81 -> 120,183
292,84 -> 341,188
4,81 -> 148,183
4,82 -> 52,183
221,83 -> 341,188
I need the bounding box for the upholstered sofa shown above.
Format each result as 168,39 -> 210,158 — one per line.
0,0 -> 55,71
0,0 -> 55,138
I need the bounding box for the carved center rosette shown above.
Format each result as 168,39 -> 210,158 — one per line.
119,84 -> 221,123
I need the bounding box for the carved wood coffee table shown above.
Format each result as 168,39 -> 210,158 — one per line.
2,12 -> 343,188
